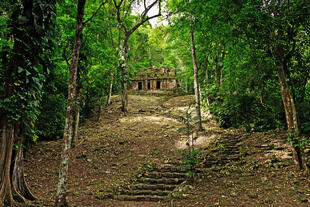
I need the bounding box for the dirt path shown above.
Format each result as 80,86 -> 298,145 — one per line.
24,91 -> 310,207
25,91 -> 197,207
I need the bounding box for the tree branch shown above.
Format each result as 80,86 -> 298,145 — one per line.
140,0 -> 159,19
128,0 -> 161,35
108,12 -> 115,48
144,0 -> 147,10
63,51 -> 70,68
83,0 -> 107,25
113,0 -> 128,33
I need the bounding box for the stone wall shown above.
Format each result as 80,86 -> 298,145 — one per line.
129,66 -> 178,90
130,78 -> 177,90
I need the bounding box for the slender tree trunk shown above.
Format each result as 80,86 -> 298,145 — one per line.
205,55 -> 210,106
98,96 -> 103,121
205,55 -> 209,88
54,0 -> 85,206
113,0 -> 161,113
0,118 -> 15,207
277,65 -> 308,172
73,109 -> 80,143
120,37 -> 129,113
106,71 -> 114,105
71,91 -> 81,149
189,0 -> 203,131
214,48 -> 219,88
106,13 -> 116,107
219,47 -> 225,88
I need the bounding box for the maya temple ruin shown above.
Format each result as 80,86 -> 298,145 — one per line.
129,66 -> 178,90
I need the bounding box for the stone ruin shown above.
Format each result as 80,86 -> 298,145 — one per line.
129,66 -> 178,90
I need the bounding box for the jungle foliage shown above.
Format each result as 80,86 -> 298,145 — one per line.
0,0 -> 309,205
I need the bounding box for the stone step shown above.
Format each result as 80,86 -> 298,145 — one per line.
159,166 -> 187,173
223,150 -> 240,155
227,155 -> 241,161
113,195 -> 166,202
225,141 -> 241,145
137,177 -> 184,185
225,146 -> 239,150
205,159 -> 227,165
110,135 -> 245,203
144,172 -> 187,179
119,190 -> 170,197
164,160 -> 183,165
131,184 -> 177,191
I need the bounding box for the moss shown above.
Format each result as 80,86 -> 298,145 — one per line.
134,66 -> 177,80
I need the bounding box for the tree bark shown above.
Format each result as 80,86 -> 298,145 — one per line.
277,65 -> 308,172
54,0 -> 86,206
205,55 -> 210,106
106,11 -> 117,106
214,57 -> 219,87
205,55 -> 209,88
219,46 -> 225,87
120,36 -> 129,113
189,0 -> 203,131
72,89 -> 81,148
106,71 -> 114,106
12,127 -> 36,202
72,108 -> 80,147
0,23 -> 22,207
98,96 -> 103,121
0,118 -> 15,207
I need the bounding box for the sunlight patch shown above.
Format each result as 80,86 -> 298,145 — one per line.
119,115 -> 178,125
175,134 -> 217,150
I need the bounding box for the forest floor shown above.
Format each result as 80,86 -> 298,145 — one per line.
24,90 -> 310,207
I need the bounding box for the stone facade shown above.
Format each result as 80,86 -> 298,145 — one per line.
129,66 -> 177,90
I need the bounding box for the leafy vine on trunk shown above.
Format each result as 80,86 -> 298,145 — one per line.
0,1 -> 56,206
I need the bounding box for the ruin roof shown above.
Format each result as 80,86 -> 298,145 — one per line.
133,66 -> 176,81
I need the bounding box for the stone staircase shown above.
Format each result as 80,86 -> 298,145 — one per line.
108,134 -> 243,202
112,161 -> 188,201
203,134 -> 242,168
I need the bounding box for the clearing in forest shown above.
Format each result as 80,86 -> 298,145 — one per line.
25,91 -> 310,207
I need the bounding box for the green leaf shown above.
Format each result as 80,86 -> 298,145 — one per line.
18,66 -> 24,73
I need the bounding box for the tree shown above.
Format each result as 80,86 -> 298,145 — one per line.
233,0 -> 310,171
0,0 -> 56,206
112,0 -> 161,113
188,0 -> 202,131
54,0 -> 106,206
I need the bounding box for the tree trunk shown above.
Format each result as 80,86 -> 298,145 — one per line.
214,48 -> 219,88
0,118 -> 15,207
113,0 -> 161,113
71,93 -> 82,147
54,0 -> 85,206
205,55 -> 209,88
277,65 -> 308,172
106,14 -> 116,107
98,96 -> 103,121
219,47 -> 225,88
106,71 -> 114,105
189,0 -> 203,131
205,55 -> 210,106
12,127 -> 36,202
120,37 -> 129,113
0,29 -> 20,206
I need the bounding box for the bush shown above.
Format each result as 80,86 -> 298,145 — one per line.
205,86 -> 285,132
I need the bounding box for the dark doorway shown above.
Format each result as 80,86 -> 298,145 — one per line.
148,81 -> 151,90
138,82 -> 143,90
156,81 -> 161,89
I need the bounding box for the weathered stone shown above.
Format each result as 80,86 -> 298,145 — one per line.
128,66 -> 178,90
